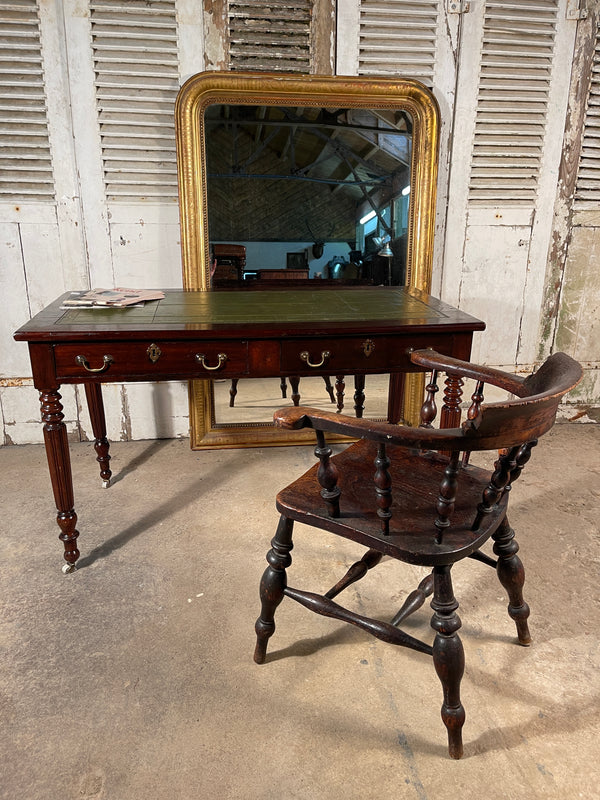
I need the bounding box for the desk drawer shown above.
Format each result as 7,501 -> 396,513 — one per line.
280,336 -> 445,374
54,341 -> 249,380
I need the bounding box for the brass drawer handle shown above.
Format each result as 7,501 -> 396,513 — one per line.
75,354 -> 113,373
300,350 -> 330,368
196,352 -> 228,371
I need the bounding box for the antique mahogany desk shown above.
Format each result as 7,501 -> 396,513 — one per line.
14,286 -> 484,572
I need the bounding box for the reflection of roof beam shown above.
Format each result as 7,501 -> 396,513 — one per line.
332,144 -> 380,195
342,157 -> 392,236
371,108 -> 412,131
207,172 -> 388,188
237,124 -> 280,170
346,109 -> 411,166
205,114 -> 409,139
279,108 -> 303,162
223,119 -> 393,185
309,127 -> 392,179
253,106 -> 266,143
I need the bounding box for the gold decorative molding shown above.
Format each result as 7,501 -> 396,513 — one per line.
175,71 -> 440,447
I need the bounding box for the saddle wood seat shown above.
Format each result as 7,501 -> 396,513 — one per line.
254,348 -> 583,759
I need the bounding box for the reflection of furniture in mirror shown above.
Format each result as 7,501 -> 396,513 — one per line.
255,269 -> 309,280
286,252 -> 309,270
212,244 -> 246,282
228,373 -> 369,416
229,374 -> 335,408
215,278 -> 373,288
175,72 -> 440,448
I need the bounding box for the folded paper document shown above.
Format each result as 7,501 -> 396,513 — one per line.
61,288 -> 165,309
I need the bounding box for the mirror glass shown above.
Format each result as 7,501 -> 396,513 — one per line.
175,72 -> 439,448
206,103 -> 412,286
205,103 -> 412,425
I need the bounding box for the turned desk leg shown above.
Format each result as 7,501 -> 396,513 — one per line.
387,372 -> 406,424
440,373 -> 464,429
84,382 -> 112,488
353,374 -> 365,418
335,375 -> 345,413
289,376 -> 301,406
40,389 -> 80,573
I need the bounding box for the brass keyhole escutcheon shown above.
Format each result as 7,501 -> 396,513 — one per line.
362,339 -> 375,357
147,343 -> 162,363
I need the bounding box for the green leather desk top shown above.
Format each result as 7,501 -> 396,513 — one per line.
15,287 -> 485,341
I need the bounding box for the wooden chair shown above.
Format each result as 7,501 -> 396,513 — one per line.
254,349 -> 582,758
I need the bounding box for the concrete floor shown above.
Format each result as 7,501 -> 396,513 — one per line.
1,423 -> 599,800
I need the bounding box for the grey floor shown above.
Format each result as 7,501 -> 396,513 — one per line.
1,423 -> 599,800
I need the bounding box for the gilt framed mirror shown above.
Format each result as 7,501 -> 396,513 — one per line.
175,71 -> 439,449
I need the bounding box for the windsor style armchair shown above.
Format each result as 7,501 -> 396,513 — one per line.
253,348 -> 582,758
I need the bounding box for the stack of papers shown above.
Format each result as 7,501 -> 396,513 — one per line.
61,288 -> 165,309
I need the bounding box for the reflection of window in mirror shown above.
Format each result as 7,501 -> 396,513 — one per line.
205,104 -> 411,287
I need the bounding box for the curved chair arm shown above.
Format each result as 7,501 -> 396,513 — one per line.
274,352 -> 582,452
410,350 -> 527,395
411,349 -> 583,404
273,406 -> 471,451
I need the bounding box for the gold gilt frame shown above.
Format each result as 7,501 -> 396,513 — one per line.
175,71 -> 440,449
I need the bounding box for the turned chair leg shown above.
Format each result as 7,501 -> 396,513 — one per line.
431,565 -> 465,759
254,516 -> 294,664
493,517 -> 531,645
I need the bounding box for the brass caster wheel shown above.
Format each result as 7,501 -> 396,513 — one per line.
62,563 -> 76,575
102,479 -> 111,489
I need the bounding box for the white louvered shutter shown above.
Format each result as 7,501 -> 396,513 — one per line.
357,0 -> 440,86
468,0 -> 560,206
90,0 -> 180,204
228,1 -> 313,72
574,30 -> 600,208
0,0 -> 54,202
442,0 -> 576,370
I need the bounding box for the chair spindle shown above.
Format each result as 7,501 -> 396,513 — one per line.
374,443 -> 393,535
315,430 -> 341,517
472,445 -> 521,531
462,381 -> 485,466
434,450 -> 461,544
508,440 -> 537,485
420,370 -> 439,428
